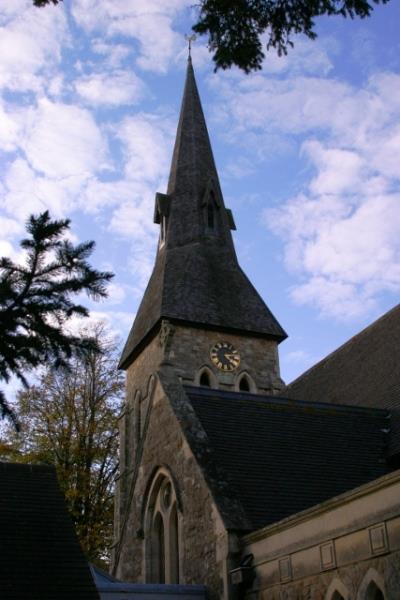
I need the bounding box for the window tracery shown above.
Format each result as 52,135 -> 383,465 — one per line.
144,471 -> 180,584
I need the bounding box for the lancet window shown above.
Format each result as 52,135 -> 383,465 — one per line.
365,582 -> 384,600
144,470 -> 180,584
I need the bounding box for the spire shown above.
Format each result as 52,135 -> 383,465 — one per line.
162,56 -> 235,251
119,60 -> 287,369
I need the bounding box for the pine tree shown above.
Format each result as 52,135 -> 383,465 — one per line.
0,211 -> 113,425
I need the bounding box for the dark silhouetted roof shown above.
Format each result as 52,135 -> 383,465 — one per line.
0,462 -> 99,600
285,304 -> 400,456
184,387 -> 391,531
119,59 -> 286,368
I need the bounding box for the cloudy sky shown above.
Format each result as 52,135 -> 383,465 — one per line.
1,0 -> 399,385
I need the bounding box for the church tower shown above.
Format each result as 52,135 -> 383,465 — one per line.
119,56 -> 286,391
113,58 -> 286,597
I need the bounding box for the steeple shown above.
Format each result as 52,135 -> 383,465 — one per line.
119,59 -> 286,369
158,56 -> 236,252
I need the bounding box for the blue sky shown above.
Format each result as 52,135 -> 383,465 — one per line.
1,0 -> 399,386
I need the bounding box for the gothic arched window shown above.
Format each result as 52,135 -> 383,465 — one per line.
236,372 -> 256,393
200,371 -> 211,387
196,366 -> 217,389
356,569 -> 386,600
365,582 -> 384,600
144,471 -> 180,584
325,578 -> 349,600
239,375 -> 250,392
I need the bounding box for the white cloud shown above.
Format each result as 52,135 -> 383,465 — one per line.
71,0 -> 190,72
91,40 -> 132,68
67,310 -> 133,341
22,98 -> 108,178
219,62 -> 400,320
261,37 -> 334,76
0,1 -> 68,92
106,282 -> 127,305
115,112 -> 174,183
0,216 -> 23,239
2,158 -> 91,221
0,101 -> 21,152
290,277 -> 377,320
302,141 -> 364,196
266,188 -> 400,319
75,70 -> 146,106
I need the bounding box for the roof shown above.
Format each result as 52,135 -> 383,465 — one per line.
90,565 -> 207,600
184,387 -> 391,532
0,462 -> 99,600
285,304 -> 400,456
119,59 -> 286,368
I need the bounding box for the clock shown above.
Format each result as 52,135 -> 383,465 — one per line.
210,341 -> 240,371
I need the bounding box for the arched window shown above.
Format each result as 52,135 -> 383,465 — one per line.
324,577 -> 349,600
144,471 -> 180,584
239,375 -> 250,392
356,569 -> 386,600
196,366 -> 217,389
152,513 -> 165,583
200,371 -> 211,387
365,582 -> 384,600
235,372 -> 256,393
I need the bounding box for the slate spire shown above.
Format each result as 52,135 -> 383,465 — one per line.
119,59 -> 287,369
159,55 -> 236,252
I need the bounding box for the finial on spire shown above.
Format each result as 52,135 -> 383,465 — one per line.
184,33 -> 197,60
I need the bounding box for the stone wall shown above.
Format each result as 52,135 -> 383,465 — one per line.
164,321 -> 283,393
113,318 -> 286,598
240,471 -> 400,600
114,373 -> 233,600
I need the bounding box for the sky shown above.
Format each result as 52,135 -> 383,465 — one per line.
1,0 -> 399,388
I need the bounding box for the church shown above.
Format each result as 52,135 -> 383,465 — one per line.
111,56 -> 400,600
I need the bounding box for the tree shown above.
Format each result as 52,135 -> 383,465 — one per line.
32,0 -> 61,5
31,0 -> 391,73
0,324 -> 123,566
0,211 -> 113,426
193,0 -> 391,72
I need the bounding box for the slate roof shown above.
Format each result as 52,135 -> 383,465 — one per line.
185,387 -> 391,532
0,462 -> 99,600
119,59 -> 286,368
285,304 -> 400,456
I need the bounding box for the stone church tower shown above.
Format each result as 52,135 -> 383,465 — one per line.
112,57 -> 286,595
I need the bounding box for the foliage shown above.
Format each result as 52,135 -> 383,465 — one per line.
33,0 -> 62,5
0,324 -> 123,566
0,211 -> 113,426
193,0 -> 391,72
32,0 -> 391,72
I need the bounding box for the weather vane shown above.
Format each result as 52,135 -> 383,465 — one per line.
184,33 -> 197,57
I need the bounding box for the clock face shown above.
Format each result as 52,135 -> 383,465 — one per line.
210,341 -> 240,371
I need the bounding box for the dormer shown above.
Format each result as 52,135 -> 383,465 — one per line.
153,192 -> 171,248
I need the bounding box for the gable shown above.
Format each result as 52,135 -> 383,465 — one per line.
0,462 -> 99,600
